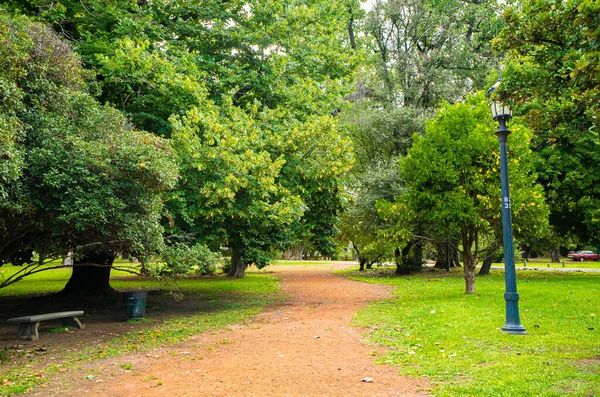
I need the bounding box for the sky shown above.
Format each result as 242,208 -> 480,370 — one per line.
361,0 -> 376,11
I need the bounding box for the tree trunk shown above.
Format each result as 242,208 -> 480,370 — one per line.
550,246 -> 560,263
394,247 -> 402,275
434,241 -> 448,269
521,244 -> 531,261
353,243 -> 364,270
394,239 -> 423,275
60,250 -> 116,296
435,242 -> 461,270
477,253 -> 494,276
227,236 -> 246,278
61,250 -> 73,266
282,245 -> 305,260
463,251 -> 476,294
461,228 -> 477,294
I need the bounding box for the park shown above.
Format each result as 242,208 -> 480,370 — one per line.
1,0 -> 599,395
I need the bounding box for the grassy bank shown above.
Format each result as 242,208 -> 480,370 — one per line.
347,269 -> 600,397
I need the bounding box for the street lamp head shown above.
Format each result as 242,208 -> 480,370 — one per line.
490,101 -> 513,122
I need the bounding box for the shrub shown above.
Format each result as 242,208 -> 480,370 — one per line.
151,243 -> 221,279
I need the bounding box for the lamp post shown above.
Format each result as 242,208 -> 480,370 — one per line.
490,100 -> 527,335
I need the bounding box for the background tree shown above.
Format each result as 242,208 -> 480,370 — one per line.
383,94 -> 548,293
338,0 -> 502,270
494,0 -> 600,252
364,0 -> 501,108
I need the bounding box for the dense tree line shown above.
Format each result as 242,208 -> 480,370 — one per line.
1,0 -> 597,296
1,1 -> 360,293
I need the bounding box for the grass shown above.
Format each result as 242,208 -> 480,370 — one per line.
519,258 -> 600,269
0,266 -> 281,396
0,259 -> 145,297
346,268 -> 600,396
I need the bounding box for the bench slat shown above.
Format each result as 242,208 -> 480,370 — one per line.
7,311 -> 84,324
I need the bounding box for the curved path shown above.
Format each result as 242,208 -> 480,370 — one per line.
31,266 -> 428,396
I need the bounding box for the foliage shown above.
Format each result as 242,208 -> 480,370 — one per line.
363,0 -> 502,108
339,161 -> 404,268
381,93 -> 548,293
339,0 -> 502,271
5,0 -> 360,278
0,13 -> 178,277
348,268 -> 600,397
152,243 -> 221,278
494,0 -> 600,246
168,96 -> 355,275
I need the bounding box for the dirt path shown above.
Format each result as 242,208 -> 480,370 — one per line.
29,267 -> 428,396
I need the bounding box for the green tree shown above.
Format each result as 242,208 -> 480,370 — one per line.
383,94 -> 548,293
0,14 -> 178,293
338,0 -> 502,271
364,0 -> 501,108
8,0 -> 361,277
494,0 -> 600,248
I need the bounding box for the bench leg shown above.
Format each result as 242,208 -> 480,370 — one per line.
16,322 -> 40,341
62,316 -> 85,330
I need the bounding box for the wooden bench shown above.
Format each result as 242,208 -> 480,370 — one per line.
7,311 -> 85,341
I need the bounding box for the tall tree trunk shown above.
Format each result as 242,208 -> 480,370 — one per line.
463,251 -> 476,294
359,258 -> 366,271
462,228 -> 477,294
550,246 -> 560,263
60,250 -> 116,296
477,253 -> 494,276
227,236 -> 246,278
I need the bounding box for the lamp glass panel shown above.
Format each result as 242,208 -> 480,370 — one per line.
490,102 -> 512,119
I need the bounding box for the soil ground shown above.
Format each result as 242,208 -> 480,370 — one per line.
2,264 -> 429,396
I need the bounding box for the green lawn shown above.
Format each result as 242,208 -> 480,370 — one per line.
347,268 -> 600,397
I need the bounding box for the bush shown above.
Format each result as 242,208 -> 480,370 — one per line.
151,243 -> 221,279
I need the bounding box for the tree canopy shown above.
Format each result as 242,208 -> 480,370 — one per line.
0,13 -> 178,291
379,94 -> 548,293
495,0 -> 600,247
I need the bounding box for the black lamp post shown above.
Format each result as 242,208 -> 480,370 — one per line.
490,100 -> 527,335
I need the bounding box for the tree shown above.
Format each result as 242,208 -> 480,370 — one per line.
364,0 -> 501,108
384,94 -> 548,293
337,0 -> 502,272
494,0 -> 600,248
340,101 -> 427,272
9,0 -> 361,278
338,161 -> 402,271
0,14 -> 178,293
169,99 -> 353,277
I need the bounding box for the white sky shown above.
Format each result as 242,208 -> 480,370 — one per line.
361,0 -> 376,11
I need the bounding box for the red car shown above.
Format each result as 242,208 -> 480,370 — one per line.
567,250 -> 599,261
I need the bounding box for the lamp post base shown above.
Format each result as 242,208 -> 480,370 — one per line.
501,324 -> 527,335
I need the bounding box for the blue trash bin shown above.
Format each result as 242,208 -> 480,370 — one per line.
123,291 -> 147,319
